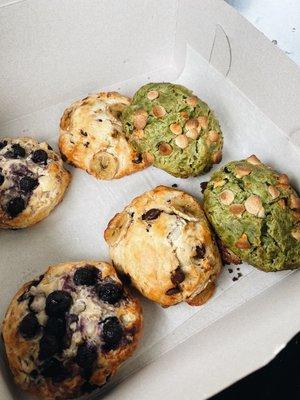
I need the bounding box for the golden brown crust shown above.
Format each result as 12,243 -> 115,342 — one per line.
216,237 -> 242,265
59,92 -> 149,180
105,186 -> 222,307
0,137 -> 71,229
2,261 -> 142,399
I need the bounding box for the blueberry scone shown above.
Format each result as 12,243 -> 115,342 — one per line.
122,83 -> 223,178
105,186 -> 222,307
0,137 -> 70,229
2,261 -> 142,399
59,92 -> 149,180
203,155 -> 300,271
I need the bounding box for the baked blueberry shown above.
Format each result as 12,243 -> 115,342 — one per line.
32,149 -> 48,164
6,143 -> 26,159
38,335 -> 61,360
45,316 -> 66,337
18,313 -> 40,339
102,317 -> 123,350
0,173 -> 4,186
45,290 -> 73,317
73,265 -> 99,286
19,176 -> 39,193
6,197 -> 25,218
97,282 -> 123,304
40,357 -> 68,382
75,342 -> 97,369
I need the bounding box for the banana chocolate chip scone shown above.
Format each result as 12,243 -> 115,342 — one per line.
204,155 -> 300,272
122,82 -> 223,178
0,137 -> 70,229
59,92 -> 149,180
105,186 -> 222,307
2,261 -> 142,400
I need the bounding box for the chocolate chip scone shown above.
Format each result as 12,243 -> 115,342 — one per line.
203,155 -> 300,271
122,83 -> 223,177
2,261 -> 142,399
0,137 -> 70,229
59,92 -> 149,180
105,186 -> 222,307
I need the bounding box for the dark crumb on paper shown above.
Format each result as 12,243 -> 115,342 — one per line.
232,276 -> 238,282
272,39 -> 278,45
228,268 -> 233,273
292,27 -> 296,32
172,183 -> 178,188
237,267 -> 240,271
238,272 -> 242,278
200,181 -> 208,193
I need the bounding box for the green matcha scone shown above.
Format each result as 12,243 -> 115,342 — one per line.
122,83 -> 223,178
203,155 -> 300,272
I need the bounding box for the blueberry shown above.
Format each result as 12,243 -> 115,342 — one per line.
45,316 -> 66,337
102,317 -> 123,350
45,290 -> 73,316
6,197 -> 25,218
0,173 -> 4,186
142,208 -> 162,221
5,143 -> 26,159
19,176 -> 39,193
18,313 -> 40,339
73,265 -> 99,286
97,282 -> 123,304
40,357 -> 68,382
38,335 -> 61,360
81,381 -> 99,394
0,140 -> 8,150
75,342 -> 97,369
32,149 -> 48,164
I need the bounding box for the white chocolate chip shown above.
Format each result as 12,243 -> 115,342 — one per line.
186,128 -> 199,140
152,105 -> 166,118
247,155 -> 261,165
147,90 -> 159,100
293,211 -> 300,221
235,233 -> 251,249
132,129 -> 144,140
175,134 -> 189,149
245,195 -> 265,217
219,189 -> 235,205
197,116 -> 208,129
268,185 -> 280,199
208,130 -> 219,142
213,179 -> 226,188
290,194 -> 300,210
169,123 -> 182,135
291,228 -> 300,241
185,118 -> 199,131
229,204 -> 246,217
212,150 -> 222,164
180,111 -> 189,120
278,199 -> 286,209
186,96 -> 198,107
133,109 -> 148,129
278,174 -> 289,185
235,165 -> 252,178
159,142 -> 173,156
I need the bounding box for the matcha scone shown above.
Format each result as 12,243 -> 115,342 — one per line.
122,83 -> 223,178
203,155 -> 300,272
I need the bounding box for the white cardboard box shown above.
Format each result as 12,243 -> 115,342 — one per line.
0,1 -> 300,399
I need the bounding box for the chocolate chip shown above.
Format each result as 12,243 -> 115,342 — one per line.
45,290 -> 73,316
84,142 -> 89,148
6,197 -> 25,218
0,140 -> 8,150
165,287 -> 180,296
133,153 -> 143,164
40,357 -> 68,382
0,173 -> 4,186
29,369 -> 38,380
80,130 -> 88,136
194,244 -> 206,259
61,153 -> 67,162
200,181 -> 208,193
81,381 -> 99,394
5,143 -> 26,159
102,317 -> 123,350
73,265 -> 99,286
32,149 -> 48,164
19,313 -> 41,339
19,176 -> 39,193
75,342 -> 97,369
97,282 -> 123,304
38,335 -> 61,360
45,317 -> 66,337
171,267 -> 185,285
142,209 -> 162,221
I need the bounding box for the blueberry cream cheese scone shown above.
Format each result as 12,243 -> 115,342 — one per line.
59,92 -> 149,180
105,186 -> 222,307
2,261 -> 142,399
203,155 -> 300,271
0,137 -> 70,229
122,82 -> 223,177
